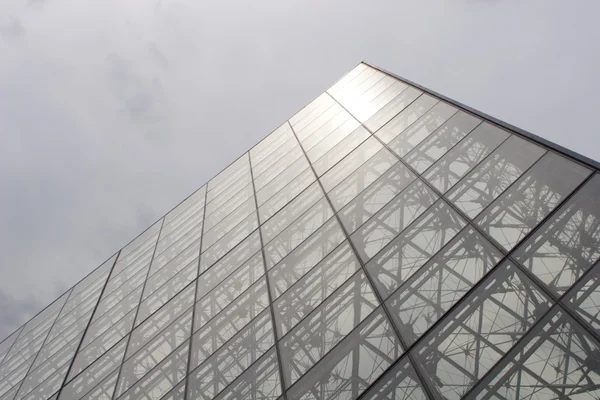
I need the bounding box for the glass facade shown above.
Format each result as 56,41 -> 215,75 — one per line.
2,62 -> 600,400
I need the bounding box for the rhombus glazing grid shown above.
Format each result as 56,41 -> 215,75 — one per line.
1,62 -> 600,400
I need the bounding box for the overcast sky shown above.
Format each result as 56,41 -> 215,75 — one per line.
0,0 -> 599,340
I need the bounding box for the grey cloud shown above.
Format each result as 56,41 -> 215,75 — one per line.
0,16 -> 24,39
0,0 -> 599,341
0,291 -> 42,339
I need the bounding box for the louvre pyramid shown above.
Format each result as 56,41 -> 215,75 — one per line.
2,62 -> 600,400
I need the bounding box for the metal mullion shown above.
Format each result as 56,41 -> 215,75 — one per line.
271,238 -> 351,304
401,115 -> 484,171
159,204 -> 205,242
287,119 -> 440,400
283,306 -> 391,397
77,276 -> 197,379
248,151 -> 289,399
182,158 -> 210,400
109,217 -> 165,400
329,70 -> 600,399
363,61 -> 600,172
330,85 -> 598,308
52,251 -> 120,400
252,135 -> 300,176
199,212 -> 256,258
276,267 -> 366,344
115,338 -> 189,400
10,286 -> 73,400
297,107 -> 353,153
254,150 -> 308,196
121,301 -> 194,367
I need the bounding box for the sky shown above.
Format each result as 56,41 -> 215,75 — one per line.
0,0 -> 599,340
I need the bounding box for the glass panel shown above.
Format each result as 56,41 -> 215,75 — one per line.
109,248 -> 154,288
253,146 -> 305,192
0,329 -> 22,365
386,227 -> 502,345
411,262 -> 552,399
448,135 -> 546,218
195,252 -> 264,331
337,76 -> 410,123
299,107 -> 354,151
366,200 -> 466,299
291,94 -> 337,133
328,64 -> 369,95
199,214 -> 258,267
287,309 -> 402,400
208,165 -> 252,204
190,278 -> 269,370
424,122 -> 510,194
71,311 -> 136,379
469,308 -> 600,400
327,147 -> 398,212
338,162 -> 417,234
268,218 -> 346,298
186,311 -> 275,400
280,271 -> 379,385
273,242 -> 361,337
404,111 -> 482,174
62,337 -> 127,399
475,151 -> 591,251
251,122 -> 293,164
96,269 -> 147,318
135,267 -> 195,325
375,94 -> 438,144
350,179 -> 438,262
17,335 -> 80,399
116,310 -> 191,397
155,210 -> 203,254
361,355 -> 429,400
199,228 -> 260,274
117,342 -> 188,400
207,154 -> 249,197
44,306 -> 94,350
263,201 -> 334,270
311,127 -> 371,177
120,219 -> 161,260
18,363 -> 69,400
113,233 -> 158,277
143,241 -> 199,300
0,356 -> 34,398
252,136 -> 300,178
256,159 -> 312,206
295,103 -> 346,144
202,199 -> 255,250
205,182 -> 253,221
61,254 -> 115,315
212,349 -> 281,400
197,246 -> 263,300
305,117 -> 360,161
80,369 -> 118,400
261,182 -> 324,244
388,101 -> 458,157
565,262 -> 600,334
320,137 -> 383,193
160,199 -> 204,239
514,173 -> 600,295
164,185 -> 206,224
365,86 -> 422,133
128,284 -> 194,357
258,166 -> 316,222
156,379 -> 186,400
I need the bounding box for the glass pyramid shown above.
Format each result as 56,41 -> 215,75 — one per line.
1,62 -> 600,400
